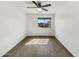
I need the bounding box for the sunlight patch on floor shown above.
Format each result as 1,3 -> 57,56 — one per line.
25,38 -> 49,45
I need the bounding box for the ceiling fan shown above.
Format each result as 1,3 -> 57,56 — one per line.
27,1 -> 51,11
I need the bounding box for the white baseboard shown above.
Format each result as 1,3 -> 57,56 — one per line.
1,34 -> 27,57
55,34 -> 75,57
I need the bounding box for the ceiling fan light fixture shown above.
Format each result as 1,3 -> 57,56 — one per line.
37,8 -> 42,11
27,1 -> 51,12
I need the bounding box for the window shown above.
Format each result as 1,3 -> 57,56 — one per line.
38,18 -> 51,28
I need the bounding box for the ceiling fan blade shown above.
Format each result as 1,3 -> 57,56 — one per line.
27,7 -> 37,8
41,8 -> 48,11
32,1 -> 38,7
42,4 -> 51,7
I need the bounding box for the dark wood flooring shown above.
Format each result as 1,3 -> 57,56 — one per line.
3,36 -> 73,57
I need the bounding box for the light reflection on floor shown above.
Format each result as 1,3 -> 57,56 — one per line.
25,38 -> 49,45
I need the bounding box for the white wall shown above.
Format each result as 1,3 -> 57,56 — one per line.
0,2 -> 27,56
55,1 -> 79,56
27,13 -> 55,36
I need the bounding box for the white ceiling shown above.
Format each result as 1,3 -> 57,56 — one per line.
18,1 -> 79,14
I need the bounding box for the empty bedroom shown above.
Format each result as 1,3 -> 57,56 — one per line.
0,1 -> 79,57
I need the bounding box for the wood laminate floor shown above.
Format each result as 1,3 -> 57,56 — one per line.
3,36 -> 73,57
